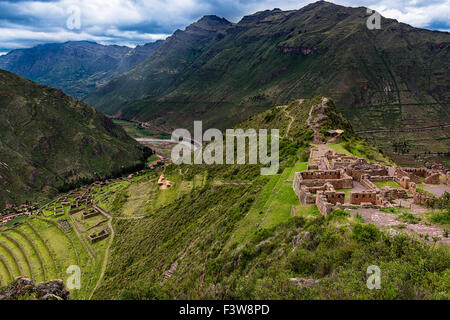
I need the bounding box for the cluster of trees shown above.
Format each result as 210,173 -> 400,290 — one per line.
392,140 -> 411,154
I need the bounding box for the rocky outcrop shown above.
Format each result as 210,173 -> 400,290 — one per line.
0,277 -> 70,300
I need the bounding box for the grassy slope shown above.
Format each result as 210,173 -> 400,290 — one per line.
92,98 -> 449,299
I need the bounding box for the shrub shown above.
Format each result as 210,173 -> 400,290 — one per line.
351,224 -> 380,244
426,192 -> 450,210
430,210 -> 450,225
289,249 -> 317,275
320,229 -> 343,248
253,228 -> 273,242
399,212 -> 420,224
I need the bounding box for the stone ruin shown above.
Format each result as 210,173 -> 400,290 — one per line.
346,160 -> 388,181
53,205 -> 65,218
82,207 -> 100,220
315,183 -> 345,215
293,170 -> 353,190
293,148 -> 448,215
88,229 -> 109,243
395,167 -> 441,185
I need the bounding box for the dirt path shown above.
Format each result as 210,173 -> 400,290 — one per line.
160,240 -> 196,285
423,186 -> 450,197
115,216 -> 146,220
352,208 -> 450,245
89,205 -> 115,300
282,106 -> 296,138
306,98 -> 327,144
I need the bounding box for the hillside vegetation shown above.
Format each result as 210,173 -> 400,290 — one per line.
0,69 -> 152,209
90,98 -> 448,300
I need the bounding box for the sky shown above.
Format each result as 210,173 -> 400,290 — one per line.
0,0 -> 449,54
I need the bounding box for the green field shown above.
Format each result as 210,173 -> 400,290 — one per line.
113,119 -> 171,139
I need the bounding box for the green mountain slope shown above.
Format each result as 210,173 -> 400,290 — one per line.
86,1 -> 450,160
0,40 -> 161,99
91,98 -> 448,300
0,69 -> 152,209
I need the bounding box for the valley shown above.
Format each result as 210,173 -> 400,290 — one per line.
84,2 -> 450,165
0,0 -> 449,303
1,97 -> 449,300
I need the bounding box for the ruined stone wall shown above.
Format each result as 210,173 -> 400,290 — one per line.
369,176 -> 394,182
425,173 -> 440,184
295,170 -> 353,189
293,172 -> 302,198
331,160 -> 354,169
300,170 -> 342,180
324,191 -> 345,204
315,192 -> 334,216
413,191 -> 433,205
394,168 -> 422,184
360,178 -> 377,191
404,168 -> 428,177
350,191 -> 377,205
380,187 -> 408,200
347,168 -> 388,181
398,176 -> 410,189
319,157 -> 331,170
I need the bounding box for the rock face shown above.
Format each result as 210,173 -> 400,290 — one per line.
0,277 -> 70,300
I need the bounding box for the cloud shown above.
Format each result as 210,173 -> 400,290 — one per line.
0,0 -> 449,52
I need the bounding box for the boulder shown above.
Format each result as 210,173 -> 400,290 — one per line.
0,277 -> 70,300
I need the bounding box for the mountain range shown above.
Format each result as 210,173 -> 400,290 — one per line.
84,1 -> 450,163
0,40 -> 162,99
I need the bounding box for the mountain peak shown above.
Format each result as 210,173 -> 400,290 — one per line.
189,15 -> 233,31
